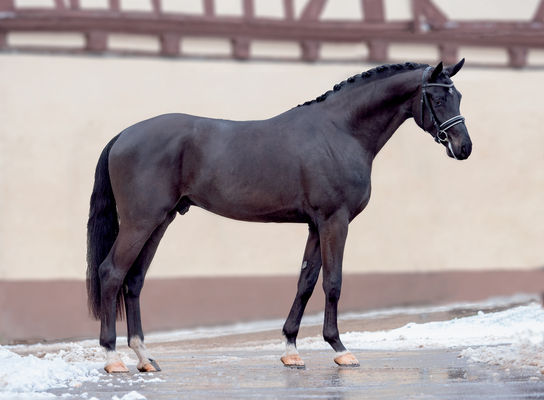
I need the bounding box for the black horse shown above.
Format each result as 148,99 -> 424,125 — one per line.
87,60 -> 471,373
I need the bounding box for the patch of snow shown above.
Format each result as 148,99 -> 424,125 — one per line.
237,302 -> 544,352
0,343 -> 141,398
112,391 -> 146,400
141,293 -> 538,344
0,345 -> 102,394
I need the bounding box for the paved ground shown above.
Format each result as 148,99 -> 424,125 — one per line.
38,303 -> 544,399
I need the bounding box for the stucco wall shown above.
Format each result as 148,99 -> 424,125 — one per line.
0,53 -> 543,280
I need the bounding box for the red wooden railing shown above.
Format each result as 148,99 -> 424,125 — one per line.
0,0 -> 543,67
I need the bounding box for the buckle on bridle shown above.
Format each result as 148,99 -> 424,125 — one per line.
436,130 -> 448,143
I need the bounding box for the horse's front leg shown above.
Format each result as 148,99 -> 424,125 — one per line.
281,224 -> 322,368
320,216 -> 359,367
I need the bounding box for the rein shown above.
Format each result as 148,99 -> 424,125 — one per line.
420,66 -> 465,159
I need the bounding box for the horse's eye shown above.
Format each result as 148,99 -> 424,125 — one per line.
435,99 -> 441,106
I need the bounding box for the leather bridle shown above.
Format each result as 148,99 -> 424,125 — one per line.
420,66 -> 466,158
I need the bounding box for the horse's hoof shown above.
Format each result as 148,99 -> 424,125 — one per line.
105,361 -> 129,373
281,354 -> 305,369
334,352 -> 360,367
138,359 -> 161,372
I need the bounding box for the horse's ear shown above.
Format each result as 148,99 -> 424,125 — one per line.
430,62 -> 443,82
445,58 -> 465,78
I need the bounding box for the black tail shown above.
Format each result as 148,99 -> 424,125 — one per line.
86,134 -> 124,321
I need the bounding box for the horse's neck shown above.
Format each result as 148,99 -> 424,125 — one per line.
341,71 -> 421,159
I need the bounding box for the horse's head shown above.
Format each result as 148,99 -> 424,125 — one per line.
416,59 -> 472,160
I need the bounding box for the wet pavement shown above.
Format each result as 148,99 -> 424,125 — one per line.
41,303 -> 544,400
46,347 -> 544,399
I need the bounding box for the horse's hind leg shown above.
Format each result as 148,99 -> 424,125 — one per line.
99,221 -> 163,373
124,210 -> 177,373
281,224 -> 322,368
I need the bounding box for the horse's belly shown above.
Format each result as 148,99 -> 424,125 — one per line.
190,191 -> 308,224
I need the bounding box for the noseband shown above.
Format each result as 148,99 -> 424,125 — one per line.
420,66 -> 465,157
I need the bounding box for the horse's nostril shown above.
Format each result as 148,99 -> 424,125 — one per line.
461,145 -> 467,158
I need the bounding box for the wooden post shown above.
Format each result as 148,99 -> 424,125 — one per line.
0,31 -> 7,50
232,37 -> 251,59
300,0 -> 327,20
412,0 -> 448,33
301,40 -> 320,61
362,0 -> 384,22
85,31 -> 108,52
368,40 -> 387,62
203,0 -> 214,16
532,0 -> 544,21
508,46 -> 528,68
284,0 -> 294,20
439,43 -> 458,65
151,0 -> 161,14
243,0 -> 254,19
160,33 -> 181,56
54,0 -> 66,10
109,0 -> 120,12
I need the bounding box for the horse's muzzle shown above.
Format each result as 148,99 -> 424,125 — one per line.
446,139 -> 472,160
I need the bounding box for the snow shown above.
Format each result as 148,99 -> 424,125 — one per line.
235,301 -> 544,352
0,295 -> 542,397
0,343 -> 149,399
112,391 -> 147,400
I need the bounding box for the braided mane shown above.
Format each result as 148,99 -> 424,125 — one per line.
297,62 -> 426,108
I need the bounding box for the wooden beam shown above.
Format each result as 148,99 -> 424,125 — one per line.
533,0 -> 544,21
300,0 -> 327,21
0,0 -> 14,11
284,0 -> 294,21
151,0 -> 161,14
243,0 -> 254,19
203,0 -> 215,17
109,0 -> 120,12
412,0 -> 448,33
54,0 -> 65,10
362,0 -> 384,22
